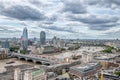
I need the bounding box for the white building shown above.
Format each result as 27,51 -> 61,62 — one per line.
52,36 -> 65,48
82,52 -> 93,63
14,67 -> 47,80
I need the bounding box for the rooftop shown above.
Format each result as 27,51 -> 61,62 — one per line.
71,62 -> 102,73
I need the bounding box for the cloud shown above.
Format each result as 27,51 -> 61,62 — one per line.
61,0 -> 87,14
67,13 -> 120,30
40,25 -> 77,33
0,0 -> 120,39
0,5 -> 46,21
29,0 -> 53,7
44,15 -> 58,24
29,0 -> 42,6
84,0 -> 120,9
0,26 -> 21,33
89,23 -> 120,30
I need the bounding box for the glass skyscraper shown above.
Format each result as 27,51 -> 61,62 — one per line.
21,27 -> 28,51
40,31 -> 46,45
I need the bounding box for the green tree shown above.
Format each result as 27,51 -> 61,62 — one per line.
115,71 -> 120,76
20,50 -> 26,54
9,46 -> 20,52
102,46 -> 115,53
61,48 -> 66,51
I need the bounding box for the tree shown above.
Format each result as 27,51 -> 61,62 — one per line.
9,46 -> 20,52
115,71 -> 120,76
102,46 -> 115,53
61,48 -> 66,51
20,50 -> 26,54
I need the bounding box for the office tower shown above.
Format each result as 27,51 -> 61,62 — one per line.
52,36 -> 62,48
52,36 -> 58,47
21,27 -> 28,51
40,31 -> 46,45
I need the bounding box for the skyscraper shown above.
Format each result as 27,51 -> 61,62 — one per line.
40,31 -> 46,45
21,27 -> 28,51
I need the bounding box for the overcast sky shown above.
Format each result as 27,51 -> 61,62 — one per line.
0,0 -> 120,39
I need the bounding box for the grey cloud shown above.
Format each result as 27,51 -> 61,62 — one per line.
40,25 -> 77,33
104,30 -> 120,38
1,5 -> 46,21
90,23 -> 120,30
68,14 -> 119,24
85,0 -> 100,5
0,26 -> 21,33
29,0 -> 42,6
84,0 -> 120,9
44,15 -> 58,24
61,0 -> 87,14
29,0 -> 54,8
67,14 -> 119,30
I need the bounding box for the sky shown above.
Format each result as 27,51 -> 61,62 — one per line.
0,0 -> 120,39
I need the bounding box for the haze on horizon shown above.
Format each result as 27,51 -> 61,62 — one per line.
0,0 -> 120,39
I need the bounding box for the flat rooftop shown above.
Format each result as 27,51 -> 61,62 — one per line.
71,62 -> 102,73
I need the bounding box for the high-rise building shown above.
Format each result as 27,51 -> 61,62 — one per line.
21,27 -> 28,51
52,36 -> 65,48
40,31 -> 46,45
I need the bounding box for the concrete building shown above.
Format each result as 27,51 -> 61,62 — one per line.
52,36 -> 65,48
28,46 -> 44,54
0,64 -> 33,80
69,62 -> 102,80
105,40 -> 120,49
82,52 -> 93,63
0,53 -> 8,59
40,31 -> 46,45
0,48 -> 9,54
42,46 -> 55,54
0,48 -> 9,59
14,66 -> 47,80
94,53 -> 119,69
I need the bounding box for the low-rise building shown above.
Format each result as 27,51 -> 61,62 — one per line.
0,64 -> 47,80
0,48 -> 9,59
69,62 -> 102,80
42,46 -> 55,54
82,52 -> 94,63
14,67 -> 47,80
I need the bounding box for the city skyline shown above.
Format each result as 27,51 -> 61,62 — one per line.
0,0 -> 120,39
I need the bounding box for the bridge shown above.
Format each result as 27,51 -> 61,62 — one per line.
10,53 -> 54,65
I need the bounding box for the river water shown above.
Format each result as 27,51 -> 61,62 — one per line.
0,58 -> 38,73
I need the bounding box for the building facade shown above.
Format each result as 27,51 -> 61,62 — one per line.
69,62 -> 102,80
21,27 -> 28,51
40,31 -> 46,45
14,67 -> 47,80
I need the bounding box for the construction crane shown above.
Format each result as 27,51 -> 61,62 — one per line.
100,69 -> 104,80
100,61 -> 108,80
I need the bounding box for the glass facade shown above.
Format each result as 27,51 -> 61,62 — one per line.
21,27 -> 28,51
40,31 -> 46,45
